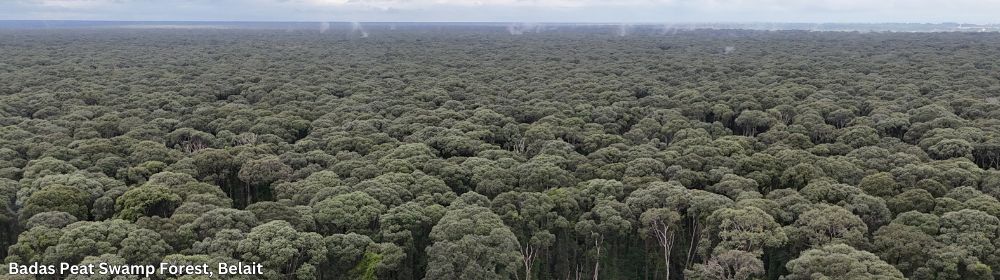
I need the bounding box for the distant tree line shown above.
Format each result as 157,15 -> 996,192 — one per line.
0,27 -> 1000,279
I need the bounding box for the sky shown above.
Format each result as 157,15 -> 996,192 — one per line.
2,0 -> 1000,24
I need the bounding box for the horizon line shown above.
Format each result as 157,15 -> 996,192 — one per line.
1,20 -> 998,25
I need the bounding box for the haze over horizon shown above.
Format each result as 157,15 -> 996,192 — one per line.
3,0 -> 999,24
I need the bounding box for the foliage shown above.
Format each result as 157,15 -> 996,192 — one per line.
2,26 -> 1000,279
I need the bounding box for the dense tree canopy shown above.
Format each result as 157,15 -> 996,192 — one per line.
2,25 -> 1000,279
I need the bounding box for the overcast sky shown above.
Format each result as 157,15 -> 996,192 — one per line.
3,0 -> 999,23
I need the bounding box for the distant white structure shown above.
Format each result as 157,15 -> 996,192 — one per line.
351,22 -> 368,38
724,46 -> 736,54
507,23 -> 541,35
617,24 -> 629,37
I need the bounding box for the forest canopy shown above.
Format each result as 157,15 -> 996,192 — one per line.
1,25 -> 1000,279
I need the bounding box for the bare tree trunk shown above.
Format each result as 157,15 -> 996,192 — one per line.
522,245 -> 536,280
593,237 -> 602,280
664,231 -> 674,280
652,221 -> 676,280
244,182 -> 251,208
593,247 -> 600,280
686,221 -> 700,268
